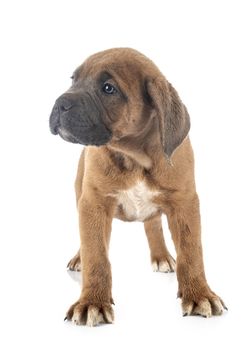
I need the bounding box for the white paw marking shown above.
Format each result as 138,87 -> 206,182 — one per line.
72,310 -> 82,325
152,261 -> 159,272
182,302 -> 194,316
193,299 -> 212,317
182,297 -> 227,317
104,310 -> 114,323
152,259 -> 175,273
159,261 -> 171,272
86,306 -> 104,327
212,299 -> 224,315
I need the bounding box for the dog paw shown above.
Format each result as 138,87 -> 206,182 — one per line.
180,290 -> 227,318
65,300 -> 114,327
67,251 -> 81,271
152,255 -> 176,273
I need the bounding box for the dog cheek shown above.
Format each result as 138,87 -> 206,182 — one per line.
82,124 -> 112,146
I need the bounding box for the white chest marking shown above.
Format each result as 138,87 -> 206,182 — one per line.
117,181 -> 159,221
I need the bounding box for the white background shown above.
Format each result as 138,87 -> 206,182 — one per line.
0,0 -> 248,349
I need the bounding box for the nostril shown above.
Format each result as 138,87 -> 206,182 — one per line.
61,104 -> 72,111
60,98 -> 73,111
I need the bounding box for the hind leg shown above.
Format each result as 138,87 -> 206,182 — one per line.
144,214 -> 175,272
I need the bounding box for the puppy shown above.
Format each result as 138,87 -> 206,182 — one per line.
50,48 -> 226,326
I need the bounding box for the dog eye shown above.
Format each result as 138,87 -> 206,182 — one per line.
102,83 -> 117,95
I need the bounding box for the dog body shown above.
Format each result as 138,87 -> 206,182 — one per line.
75,137 -> 194,224
50,48 -> 226,326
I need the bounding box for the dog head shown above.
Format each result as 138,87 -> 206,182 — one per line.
49,48 -> 190,161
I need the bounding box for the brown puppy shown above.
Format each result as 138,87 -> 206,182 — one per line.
50,48 -> 226,326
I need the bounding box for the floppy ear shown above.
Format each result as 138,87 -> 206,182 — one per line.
146,77 -> 190,158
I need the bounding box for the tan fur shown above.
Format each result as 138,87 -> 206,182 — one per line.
62,48 -> 226,325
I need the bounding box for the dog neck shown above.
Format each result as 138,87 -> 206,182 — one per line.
108,133 -> 163,170
108,144 -> 153,169
108,114 -> 163,170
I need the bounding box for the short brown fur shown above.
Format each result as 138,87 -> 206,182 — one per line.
51,48 -> 226,325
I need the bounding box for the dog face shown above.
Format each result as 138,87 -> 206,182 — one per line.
49,48 -> 190,157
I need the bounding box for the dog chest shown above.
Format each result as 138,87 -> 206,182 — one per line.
116,181 -> 159,221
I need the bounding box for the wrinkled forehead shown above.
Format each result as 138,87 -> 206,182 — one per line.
73,50 -> 157,92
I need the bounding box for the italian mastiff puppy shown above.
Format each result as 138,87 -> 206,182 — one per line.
49,48 -> 226,326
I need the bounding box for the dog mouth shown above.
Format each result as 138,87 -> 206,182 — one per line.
52,119 -> 112,146
49,95 -> 113,147
57,127 -> 80,144
56,124 -> 112,146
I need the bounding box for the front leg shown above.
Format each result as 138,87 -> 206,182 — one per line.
66,192 -> 116,327
166,193 -> 227,317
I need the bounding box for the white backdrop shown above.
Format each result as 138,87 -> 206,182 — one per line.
0,0 -> 248,349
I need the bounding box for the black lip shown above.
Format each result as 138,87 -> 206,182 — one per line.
58,129 -> 79,144
57,125 -> 112,146
76,129 -> 112,146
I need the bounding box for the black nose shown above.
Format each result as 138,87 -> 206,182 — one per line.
49,94 -> 75,134
57,95 -> 74,111
49,102 -> 60,134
